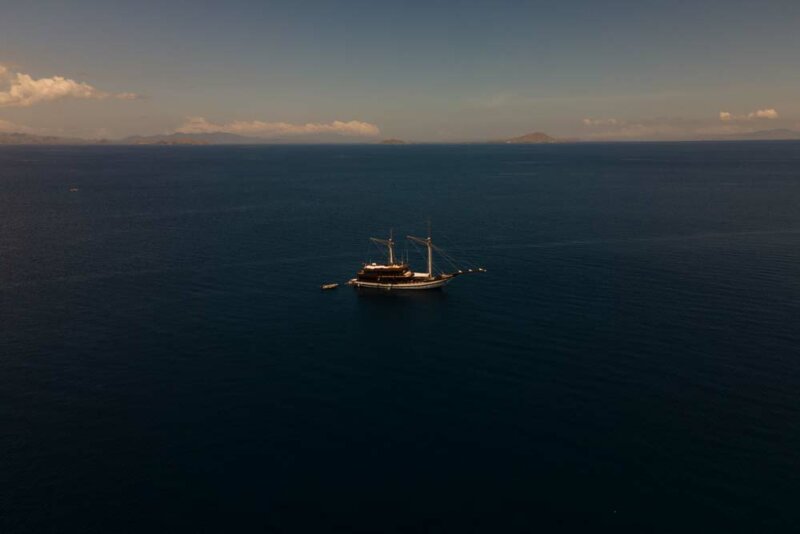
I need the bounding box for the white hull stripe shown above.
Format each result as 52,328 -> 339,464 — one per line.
347,278 -> 451,290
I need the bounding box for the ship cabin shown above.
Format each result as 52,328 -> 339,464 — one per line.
356,262 -> 414,283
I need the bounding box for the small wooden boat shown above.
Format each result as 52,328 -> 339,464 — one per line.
321,283 -> 339,290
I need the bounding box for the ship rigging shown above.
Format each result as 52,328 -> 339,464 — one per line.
347,230 -> 485,290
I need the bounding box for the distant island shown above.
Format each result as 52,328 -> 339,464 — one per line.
0,131 -> 375,145
2,129 -> 800,145
502,132 -> 561,144
0,132 -> 107,145
717,129 -> 800,141
123,135 -> 208,145
120,132 -> 254,145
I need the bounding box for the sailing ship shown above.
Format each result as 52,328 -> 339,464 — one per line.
347,231 -> 485,290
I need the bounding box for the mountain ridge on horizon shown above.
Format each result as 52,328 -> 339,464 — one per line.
3,129 -> 800,145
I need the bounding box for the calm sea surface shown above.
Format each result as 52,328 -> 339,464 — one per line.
1,143 -> 799,532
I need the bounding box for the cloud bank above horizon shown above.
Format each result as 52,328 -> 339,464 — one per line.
719,108 -> 779,121
580,109 -> 784,140
0,118 -> 33,133
0,62 -> 791,142
0,64 -> 140,108
175,116 -> 380,138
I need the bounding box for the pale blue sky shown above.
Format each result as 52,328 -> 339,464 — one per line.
1,0 -> 799,140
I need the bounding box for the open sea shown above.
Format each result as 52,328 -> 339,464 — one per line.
1,142 -> 799,532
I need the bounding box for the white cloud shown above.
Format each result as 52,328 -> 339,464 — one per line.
584,120 -> 687,140
581,112 -> 793,141
176,116 -> 381,138
719,108 -> 778,121
582,117 -> 619,126
581,116 -> 735,140
114,92 -> 142,101
748,108 -> 778,119
0,64 -> 141,107
0,118 -> 34,133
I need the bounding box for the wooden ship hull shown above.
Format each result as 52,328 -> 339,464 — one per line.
347,274 -> 453,290
348,230 -> 485,292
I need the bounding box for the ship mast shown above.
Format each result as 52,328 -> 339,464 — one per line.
407,232 -> 434,278
370,230 -> 396,265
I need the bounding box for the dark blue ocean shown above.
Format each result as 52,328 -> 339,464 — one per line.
2,143 -> 799,532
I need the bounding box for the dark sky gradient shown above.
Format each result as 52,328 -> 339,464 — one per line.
1,0 -> 799,139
